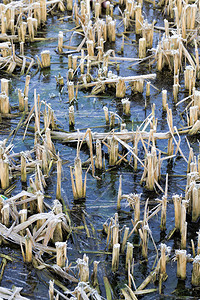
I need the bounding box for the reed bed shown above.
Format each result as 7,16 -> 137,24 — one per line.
0,0 -> 200,299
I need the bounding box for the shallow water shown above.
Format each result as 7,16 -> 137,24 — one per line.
0,1 -> 200,299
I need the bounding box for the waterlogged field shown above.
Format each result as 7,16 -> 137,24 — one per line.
0,0 -> 200,299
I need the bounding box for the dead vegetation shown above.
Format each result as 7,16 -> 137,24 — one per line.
0,0 -> 200,299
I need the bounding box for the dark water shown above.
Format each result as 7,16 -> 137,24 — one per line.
0,2 -> 200,299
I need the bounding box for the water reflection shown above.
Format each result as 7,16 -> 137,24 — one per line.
175,279 -> 186,297
109,172 -> 118,198
25,265 -> 37,295
161,111 -> 167,131
71,199 -> 86,227
40,69 -> 51,83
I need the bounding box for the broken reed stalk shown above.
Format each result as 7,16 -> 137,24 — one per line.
176,249 -> 187,280
159,243 -> 168,293
135,4 -> 143,34
112,243 -> 120,272
0,158 -> 9,189
194,89 -> 200,110
56,155 -> 62,200
24,97 -> 28,112
121,226 -> 129,254
0,93 -> 10,114
1,204 -> 9,227
49,280 -> 54,300
58,32 -> 63,52
184,66 -> 196,95
117,175 -> 122,210
80,59 -> 85,74
92,261 -> 99,288
34,91 -> 40,133
167,107 -> 174,156
110,112 -> 115,128
103,106 -> 109,123
112,224 -> 119,246
45,128 -> 54,153
146,81 -> 150,97
70,155 -> 86,199
72,56 -> 77,71
121,98 -> 130,116
192,184 -> 200,222
25,234 -> 32,263
189,120 -> 200,136
77,254 -> 89,282
95,139 -> 102,170
107,19 -> 116,42
87,40 -> 94,56
18,89 -> 25,111
0,197 -> 3,222
139,38 -> 146,59
160,195 -> 167,231
41,50 -> 51,68
191,239 -> 196,257
24,75 -> 31,98
134,194 -> 140,228
137,259 -> 160,290
197,230 -> 200,255
173,194 -> 181,231
1,78 -> 9,96
53,200 -> 63,242
191,255 -> 200,286
19,209 -> 27,235
67,55 -> 72,70
109,137 -> 118,166
162,90 -> 167,110
67,0 -> 73,11
67,81 -> 75,102
181,200 -> 187,249
21,152 -> 27,183
131,79 -> 144,93
68,68 -> 74,81
139,225 -> 148,259
173,84 -> 179,102
69,105 -> 75,127
37,191 -> 43,214
55,242 -> 67,268
145,153 -> 154,191
40,0 -> 47,23
189,106 -> 198,126
187,148 -> 194,173
125,242 -> 133,270
116,78 -> 126,98
74,155 -> 83,199
160,243 -> 167,277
